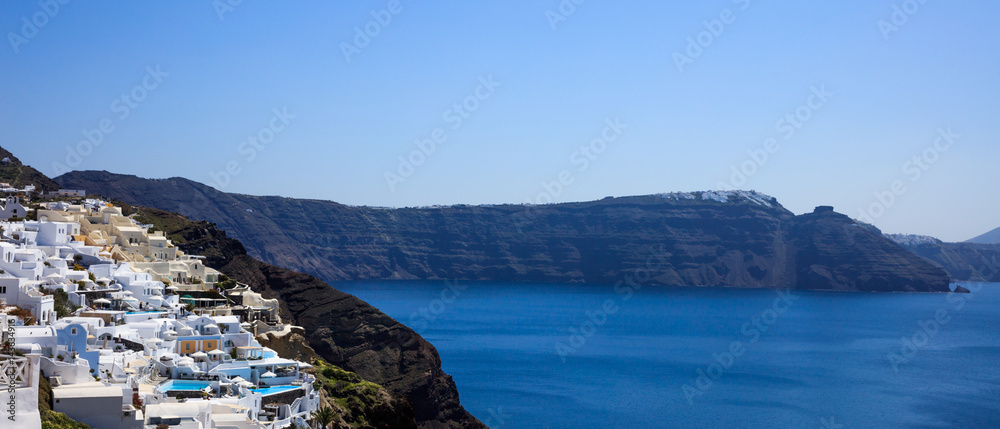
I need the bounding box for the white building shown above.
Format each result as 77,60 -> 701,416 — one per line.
52,382 -> 143,429
0,196 -> 28,220
0,276 -> 56,326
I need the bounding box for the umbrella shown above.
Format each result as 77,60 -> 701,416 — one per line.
177,357 -> 194,365
92,298 -> 111,305
229,376 -> 245,383
260,371 -> 276,378
96,277 -> 112,284
208,349 -> 226,356
191,351 -> 209,360
165,286 -> 179,291
123,290 -> 134,295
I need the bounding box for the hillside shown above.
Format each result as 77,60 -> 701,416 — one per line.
58,171 -> 952,292
967,226 -> 1000,244
0,147 -> 61,191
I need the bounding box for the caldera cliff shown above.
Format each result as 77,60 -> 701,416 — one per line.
57,171 -> 952,293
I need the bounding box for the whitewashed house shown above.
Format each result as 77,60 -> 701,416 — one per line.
0,196 -> 28,220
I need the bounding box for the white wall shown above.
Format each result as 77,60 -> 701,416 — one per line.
53,390 -> 141,429
0,277 -> 22,305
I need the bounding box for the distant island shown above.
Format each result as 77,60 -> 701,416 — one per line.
58,170 -> 953,293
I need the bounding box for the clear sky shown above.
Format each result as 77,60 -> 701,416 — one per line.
1,1 -> 997,242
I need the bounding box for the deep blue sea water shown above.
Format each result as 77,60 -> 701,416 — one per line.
335,281 -> 1000,428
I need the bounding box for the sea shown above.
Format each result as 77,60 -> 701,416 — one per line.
335,281 -> 1000,428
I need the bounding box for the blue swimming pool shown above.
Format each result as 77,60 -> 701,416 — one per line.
158,380 -> 301,396
158,380 -> 211,391
253,385 -> 301,396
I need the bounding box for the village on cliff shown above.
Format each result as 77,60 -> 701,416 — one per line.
1,184 -> 322,429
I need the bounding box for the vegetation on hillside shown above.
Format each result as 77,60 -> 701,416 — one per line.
309,360 -> 417,429
133,207 -> 200,245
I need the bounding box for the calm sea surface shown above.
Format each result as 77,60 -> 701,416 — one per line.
334,281 -> 1000,428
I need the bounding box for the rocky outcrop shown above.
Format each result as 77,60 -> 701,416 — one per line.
255,325 -> 322,364
58,171 -> 952,292
785,208 -> 951,292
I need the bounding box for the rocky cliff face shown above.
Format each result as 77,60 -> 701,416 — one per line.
58,171 -> 952,292
888,239 -> 1000,283
786,208 -> 952,292
125,207 -> 483,429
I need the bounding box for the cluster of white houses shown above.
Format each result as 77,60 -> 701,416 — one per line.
1,193 -> 320,428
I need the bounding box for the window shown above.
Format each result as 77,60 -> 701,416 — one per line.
71,328 -> 77,335
0,286 -> 5,294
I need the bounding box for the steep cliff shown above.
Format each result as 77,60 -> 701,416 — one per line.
787,208 -> 952,292
887,235 -> 1000,283
58,171 -> 952,292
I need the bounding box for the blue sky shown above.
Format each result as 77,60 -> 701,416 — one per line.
1,1 -> 998,241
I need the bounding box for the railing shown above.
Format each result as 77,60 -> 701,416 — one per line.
0,354 -> 28,387
134,358 -> 156,384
